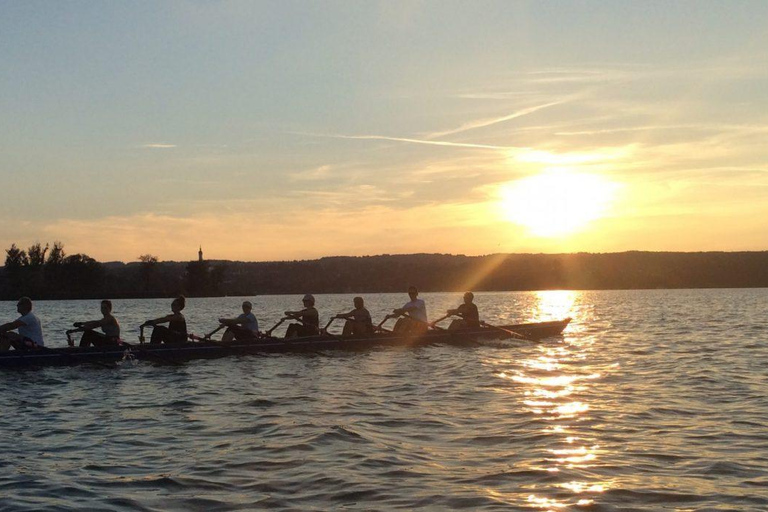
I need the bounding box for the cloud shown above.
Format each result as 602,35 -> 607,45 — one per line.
511,145 -> 636,165
556,124 -> 701,136
30,201 -> 510,262
556,123 -> 768,137
427,100 -> 568,139
141,143 -> 177,149
8,59 -> 766,260
456,91 -> 537,100
320,133 -> 514,151
289,164 -> 333,182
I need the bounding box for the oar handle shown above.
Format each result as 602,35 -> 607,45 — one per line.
188,324 -> 227,342
430,314 -> 451,328
318,317 -> 344,341
205,324 -> 226,339
406,314 -> 445,331
265,317 -> 288,337
323,316 -> 338,331
288,315 -> 320,333
375,313 -> 398,332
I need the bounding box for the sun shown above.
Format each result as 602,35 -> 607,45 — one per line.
498,169 -> 620,237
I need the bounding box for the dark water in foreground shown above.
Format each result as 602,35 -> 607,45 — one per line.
1,290 -> 767,511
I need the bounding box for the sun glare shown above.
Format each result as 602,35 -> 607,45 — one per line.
498,169 -> 620,237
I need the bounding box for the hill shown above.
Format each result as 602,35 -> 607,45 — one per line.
3,250 -> 768,299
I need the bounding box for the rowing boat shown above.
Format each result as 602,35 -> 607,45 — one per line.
0,318 -> 570,368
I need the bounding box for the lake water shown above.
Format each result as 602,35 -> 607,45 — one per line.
1,289 -> 767,511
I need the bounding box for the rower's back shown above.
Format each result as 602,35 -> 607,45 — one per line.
342,298 -> 374,337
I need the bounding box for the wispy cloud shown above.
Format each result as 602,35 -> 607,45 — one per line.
456,91 -> 537,100
427,100 -> 567,139
142,143 -> 177,149
556,123 -> 768,137
556,124 -> 699,136
153,178 -> 222,186
34,201 -> 510,261
321,133 -> 513,151
290,164 -> 333,182
511,145 -> 636,165
289,184 -> 396,206
519,67 -> 636,84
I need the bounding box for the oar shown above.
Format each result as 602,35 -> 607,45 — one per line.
274,315 -> 338,354
321,315 -> 359,338
406,314 -> 446,331
66,326 -> 96,346
265,317 -> 288,337
205,324 -> 226,339
283,314 -> 322,338
479,320 -> 533,341
429,314 -> 451,329
322,316 -> 338,333
311,315 -> 346,343
321,315 -> 380,344
186,324 -> 268,359
65,327 -> 107,348
66,330 -> 77,347
188,324 -> 226,342
375,314 -> 397,333
380,313 -> 444,333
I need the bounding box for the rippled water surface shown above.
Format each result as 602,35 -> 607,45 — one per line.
1,290 -> 767,511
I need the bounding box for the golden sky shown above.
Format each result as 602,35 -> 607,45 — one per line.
2,2 -> 767,261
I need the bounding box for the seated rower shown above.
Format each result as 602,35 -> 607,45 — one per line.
392,285 -> 428,334
284,294 -> 319,338
219,300 -> 260,342
69,299 -> 121,347
0,297 -> 45,351
335,296 -> 374,337
141,296 -> 188,344
446,292 -> 480,330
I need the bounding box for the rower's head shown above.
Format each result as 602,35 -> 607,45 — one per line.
408,286 -> 418,299
172,296 -> 186,312
463,292 -> 474,304
16,297 -> 32,315
242,301 -> 252,313
101,299 -> 113,315
302,294 -> 315,307
353,296 -> 364,309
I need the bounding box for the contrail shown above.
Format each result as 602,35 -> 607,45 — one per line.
325,134 -> 513,151
428,100 -> 566,139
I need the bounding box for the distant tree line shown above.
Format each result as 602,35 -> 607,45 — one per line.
1,243 -> 226,300
216,252 -> 768,294
2,247 -> 768,300
3,242 -> 103,299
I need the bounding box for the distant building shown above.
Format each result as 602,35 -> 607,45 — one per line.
198,246 -> 203,262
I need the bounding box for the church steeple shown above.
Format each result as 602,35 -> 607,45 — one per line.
198,246 -> 203,262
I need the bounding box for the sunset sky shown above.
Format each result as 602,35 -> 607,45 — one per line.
2,1 -> 767,262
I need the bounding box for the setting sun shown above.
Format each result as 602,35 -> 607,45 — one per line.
498,169 -> 620,237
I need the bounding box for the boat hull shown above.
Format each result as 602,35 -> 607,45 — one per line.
0,318 -> 570,368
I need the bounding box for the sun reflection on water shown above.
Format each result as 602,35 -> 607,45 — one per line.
526,494 -> 567,509
489,290 -> 613,509
560,481 -> 607,493
531,290 -> 577,322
